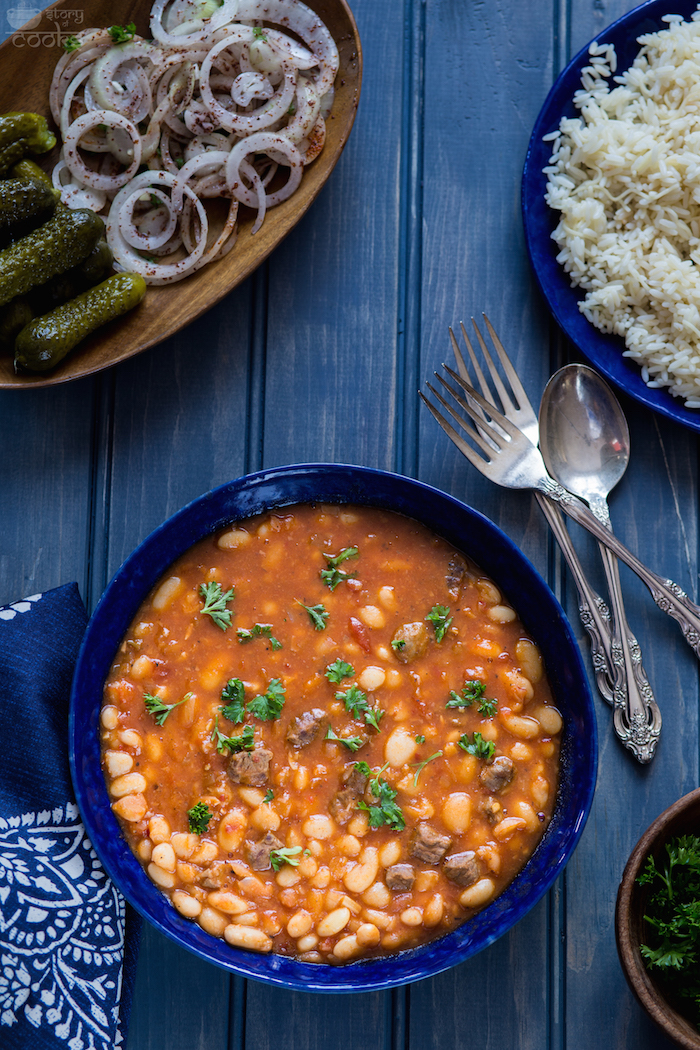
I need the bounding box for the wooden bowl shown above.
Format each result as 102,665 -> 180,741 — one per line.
0,0 -> 362,388
616,787 -> 700,1049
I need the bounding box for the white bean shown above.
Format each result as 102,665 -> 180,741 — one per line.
317,907 -> 351,937
302,814 -> 335,840
172,890 -> 201,918
104,750 -> 133,777
343,847 -> 379,894
109,772 -> 147,798
111,794 -> 146,822
224,925 -> 273,952
459,878 -> 496,909
442,793 -> 472,835
384,726 -> 417,767
151,842 -> 176,872
358,666 -> 386,692
152,575 -> 184,611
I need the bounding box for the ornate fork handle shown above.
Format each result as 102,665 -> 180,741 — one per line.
543,477 -> 700,656
535,493 -> 614,705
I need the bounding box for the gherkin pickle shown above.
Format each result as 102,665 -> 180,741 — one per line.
0,206 -> 104,307
0,297 -> 33,351
29,239 -> 115,314
15,272 -> 146,373
0,113 -> 56,177
9,158 -> 54,188
0,177 -> 60,244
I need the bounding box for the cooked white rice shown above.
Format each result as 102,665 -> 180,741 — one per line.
544,10 -> 700,407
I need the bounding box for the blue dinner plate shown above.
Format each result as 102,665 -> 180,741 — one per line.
522,0 -> 700,433
70,464 -> 597,992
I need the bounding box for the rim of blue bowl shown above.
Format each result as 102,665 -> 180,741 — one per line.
69,463 -> 598,992
521,0 -> 700,434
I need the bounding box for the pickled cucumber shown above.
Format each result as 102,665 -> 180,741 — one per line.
0,177 -> 59,245
29,239 -> 114,314
9,158 -> 54,188
15,272 -> 146,372
0,207 -> 104,307
0,113 -> 56,177
0,297 -> 33,351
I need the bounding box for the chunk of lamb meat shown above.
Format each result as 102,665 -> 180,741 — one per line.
329,763 -> 369,825
386,863 -> 416,891
227,747 -> 273,786
409,822 -> 452,864
443,850 -> 480,887
481,797 -> 503,825
246,831 -> 283,871
286,708 -> 328,748
391,622 -> 430,664
479,756 -> 515,793
445,553 -> 468,598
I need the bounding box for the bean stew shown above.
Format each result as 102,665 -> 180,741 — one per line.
101,503 -> 562,964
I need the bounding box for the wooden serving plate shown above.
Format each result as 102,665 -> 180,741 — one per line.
0,0 -> 362,388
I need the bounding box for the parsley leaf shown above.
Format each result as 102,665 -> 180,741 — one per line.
63,35 -> 81,52
187,801 -> 213,835
237,623 -> 282,650
426,604 -> 452,642
252,26 -> 268,41
354,760 -> 371,778
247,678 -> 286,720
325,659 -> 354,683
415,734 -> 426,744
220,678 -> 246,723
211,717 -> 255,753
144,691 -> 190,726
108,22 -> 136,43
270,846 -> 302,871
325,726 -> 365,752
412,750 -> 443,787
297,600 -> 329,630
358,765 -> 405,831
637,834 -> 700,1024
478,695 -> 498,717
320,567 -> 357,590
446,679 -> 486,709
263,788 -> 274,805
391,638 -> 406,652
199,581 -> 235,630
458,732 -> 495,760
336,683 -> 383,732
320,547 -> 358,590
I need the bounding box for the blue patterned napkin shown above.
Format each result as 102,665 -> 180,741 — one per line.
0,583 -> 141,1050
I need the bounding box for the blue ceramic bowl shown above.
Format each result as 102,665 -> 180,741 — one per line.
70,463 -> 597,992
522,0 -> 700,434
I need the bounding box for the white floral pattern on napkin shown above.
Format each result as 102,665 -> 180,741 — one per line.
0,803 -> 126,1049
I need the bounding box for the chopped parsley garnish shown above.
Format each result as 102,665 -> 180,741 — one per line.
108,21 -> 136,43
325,659 -> 354,683
458,731 -> 495,760
187,801 -> 213,835
297,600 -> 329,631
336,683 -> 383,732
247,678 -> 286,720
220,678 -> 246,723
63,35 -> 81,52
637,834 -> 700,1024
426,604 -> 452,642
199,581 -> 235,630
354,760 -> 371,777
413,750 -> 443,787
144,691 -> 191,726
325,546 -> 358,567
325,726 -> 365,752
270,846 -> 302,871
263,789 -> 274,805
446,679 -> 486,709
252,26 -> 268,41
211,717 -> 254,753
391,639 -> 406,651
415,734 -> 426,744
237,623 -> 282,650
478,695 -> 498,718
358,765 -> 405,831
320,547 -> 358,590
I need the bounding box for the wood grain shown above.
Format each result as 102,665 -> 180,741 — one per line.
0,0 -> 362,388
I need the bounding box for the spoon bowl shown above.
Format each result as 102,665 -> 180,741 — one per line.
539,363 -> 631,507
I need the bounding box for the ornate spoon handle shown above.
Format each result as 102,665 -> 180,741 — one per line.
535,493 -> 614,704
543,478 -> 700,656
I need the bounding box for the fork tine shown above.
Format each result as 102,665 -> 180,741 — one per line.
418,392 -> 494,472
480,313 -> 531,408
469,318 -> 518,417
425,381 -> 501,458
439,364 -> 525,442
449,327 -> 472,384
453,323 -> 492,401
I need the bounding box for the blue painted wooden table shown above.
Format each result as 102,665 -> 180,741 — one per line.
0,0 -> 696,1046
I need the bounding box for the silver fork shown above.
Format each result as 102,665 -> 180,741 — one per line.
420,346 -> 700,652
442,319 -> 660,764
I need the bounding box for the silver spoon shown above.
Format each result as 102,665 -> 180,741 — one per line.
538,363 -> 661,764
